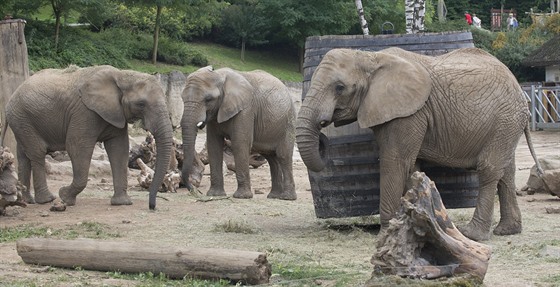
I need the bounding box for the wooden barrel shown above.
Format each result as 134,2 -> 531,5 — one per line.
303,32 -> 478,219
308,132 -> 479,219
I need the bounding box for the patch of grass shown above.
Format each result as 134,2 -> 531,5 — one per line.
213,219 -> 257,234
0,221 -> 120,243
188,42 -> 301,82
0,224 -> 51,243
272,263 -> 361,286
106,271 -> 231,286
62,221 -> 121,239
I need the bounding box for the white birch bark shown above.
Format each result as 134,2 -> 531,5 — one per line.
405,0 -> 426,34
355,0 -> 369,35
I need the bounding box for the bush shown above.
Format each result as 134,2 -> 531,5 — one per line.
25,21 -> 208,70
157,37 -> 208,67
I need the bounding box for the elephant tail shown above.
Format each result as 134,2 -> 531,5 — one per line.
0,119 -> 8,147
524,123 -> 544,177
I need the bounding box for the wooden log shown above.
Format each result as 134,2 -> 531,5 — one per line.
17,238 -> 271,285
371,171 -> 491,282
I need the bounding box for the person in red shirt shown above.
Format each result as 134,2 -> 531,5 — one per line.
465,11 -> 473,25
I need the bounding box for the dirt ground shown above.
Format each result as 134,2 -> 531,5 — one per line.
1,129 -> 559,287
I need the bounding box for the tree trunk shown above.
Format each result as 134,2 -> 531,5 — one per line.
355,0 -> 369,35
17,238 -> 271,285
405,0 -> 426,34
437,0 -> 447,22
241,38 -> 246,62
0,19 -> 28,164
372,172 -> 491,282
151,4 -> 162,65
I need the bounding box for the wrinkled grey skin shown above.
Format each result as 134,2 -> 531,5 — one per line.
296,47 -> 538,241
181,67 -> 296,200
2,65 -> 173,209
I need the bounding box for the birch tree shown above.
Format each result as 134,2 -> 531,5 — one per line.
405,0 -> 426,34
355,0 -> 369,35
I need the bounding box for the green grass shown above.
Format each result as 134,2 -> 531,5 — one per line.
213,219 -> 257,234
0,221 -> 120,243
128,42 -> 302,82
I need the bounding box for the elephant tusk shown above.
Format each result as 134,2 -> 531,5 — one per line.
197,121 -> 206,129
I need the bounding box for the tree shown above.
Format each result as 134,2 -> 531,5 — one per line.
259,0 -> 356,71
220,2 -> 268,61
121,0 -> 187,64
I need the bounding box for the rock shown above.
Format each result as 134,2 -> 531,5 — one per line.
50,199 -> 66,212
522,156 -> 560,194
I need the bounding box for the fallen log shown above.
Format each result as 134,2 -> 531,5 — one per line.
372,171 -> 491,282
17,238 -> 271,285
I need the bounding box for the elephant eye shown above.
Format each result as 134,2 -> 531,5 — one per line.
204,94 -> 213,103
335,84 -> 345,94
136,101 -> 146,109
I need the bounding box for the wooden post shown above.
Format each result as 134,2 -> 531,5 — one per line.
17,238 -> 271,285
372,172 -> 491,282
0,19 -> 29,159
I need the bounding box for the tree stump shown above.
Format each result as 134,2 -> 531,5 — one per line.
0,146 -> 26,214
372,171 -> 491,282
0,19 -> 29,162
17,238 -> 271,285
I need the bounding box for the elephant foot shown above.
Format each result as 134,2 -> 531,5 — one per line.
458,222 -> 491,241
59,186 -> 78,206
34,190 -> 56,204
207,187 -> 227,197
233,188 -> 253,199
111,194 -> 133,206
493,219 -> 522,236
267,190 -> 297,200
22,193 -> 35,204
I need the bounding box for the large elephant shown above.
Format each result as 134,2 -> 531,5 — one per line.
1,65 -> 173,210
296,47 -> 540,241
181,66 -> 296,200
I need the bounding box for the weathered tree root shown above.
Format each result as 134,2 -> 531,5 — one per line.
0,146 -> 27,215
372,171 -> 491,282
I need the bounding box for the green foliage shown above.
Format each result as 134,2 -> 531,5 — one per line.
217,1 -> 269,49
106,271 -> 231,286
258,0 -> 356,48
361,0 -> 407,35
157,37 -> 208,66
425,19 -> 470,32
24,20 -> 207,71
544,13 -> 560,34
470,27 -> 496,52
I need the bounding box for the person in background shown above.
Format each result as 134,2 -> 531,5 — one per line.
465,11 -> 473,25
507,13 -> 518,31
473,13 -> 481,28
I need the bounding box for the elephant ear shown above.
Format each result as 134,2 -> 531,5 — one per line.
357,52 -> 432,128
79,66 -> 127,129
217,69 -> 253,123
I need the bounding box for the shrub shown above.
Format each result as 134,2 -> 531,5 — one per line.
157,37 -> 208,67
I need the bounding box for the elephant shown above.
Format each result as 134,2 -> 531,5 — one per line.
296,47 -> 542,241
1,65 -> 173,210
180,66 -> 296,200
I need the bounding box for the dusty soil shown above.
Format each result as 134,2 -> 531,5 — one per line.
1,130 -> 559,286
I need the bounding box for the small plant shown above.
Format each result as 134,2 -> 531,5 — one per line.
214,219 -> 256,234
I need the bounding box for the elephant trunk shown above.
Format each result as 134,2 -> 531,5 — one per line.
148,106 -> 174,210
296,106 -> 328,172
180,104 -> 200,190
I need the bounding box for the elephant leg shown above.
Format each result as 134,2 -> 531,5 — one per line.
459,161 -> 502,241
493,160 -> 522,236
231,139 -> 253,199
375,119 -> 426,229
19,138 -> 56,204
206,126 -> 226,196
59,143 -> 96,206
104,132 -> 132,205
267,154 -> 296,200
16,145 -> 34,204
